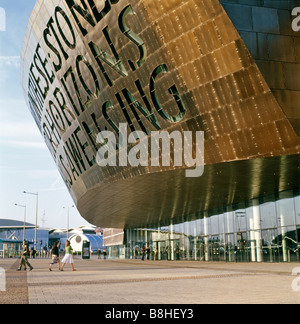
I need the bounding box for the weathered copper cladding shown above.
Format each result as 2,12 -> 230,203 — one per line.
21,0 -> 300,228
220,0 -> 300,137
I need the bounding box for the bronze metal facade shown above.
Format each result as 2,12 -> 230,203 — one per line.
221,0 -> 300,137
21,0 -> 300,229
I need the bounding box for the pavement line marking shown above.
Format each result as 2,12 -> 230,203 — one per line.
27,272 -> 264,287
88,259 -> 295,277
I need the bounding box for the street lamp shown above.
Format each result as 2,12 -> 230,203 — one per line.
63,205 -> 74,239
23,191 -> 38,250
14,204 -> 26,241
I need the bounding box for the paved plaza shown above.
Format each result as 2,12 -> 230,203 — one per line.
0,257 -> 300,304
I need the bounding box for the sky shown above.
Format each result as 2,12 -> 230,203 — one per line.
0,0 -> 91,229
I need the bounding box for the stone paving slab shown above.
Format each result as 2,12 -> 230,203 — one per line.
0,259 -> 28,304
1,257 -> 300,304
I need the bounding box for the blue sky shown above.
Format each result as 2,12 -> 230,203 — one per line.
0,0 -> 91,229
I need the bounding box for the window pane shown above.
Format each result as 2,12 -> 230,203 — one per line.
277,191 -> 295,227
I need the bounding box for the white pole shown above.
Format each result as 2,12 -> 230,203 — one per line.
204,212 -> 209,261
253,199 -> 262,262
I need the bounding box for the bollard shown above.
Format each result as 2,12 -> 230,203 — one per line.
0,267 -> 6,292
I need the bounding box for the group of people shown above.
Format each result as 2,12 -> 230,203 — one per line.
17,240 -> 76,272
49,240 -> 76,271
139,245 -> 158,260
97,248 -> 107,259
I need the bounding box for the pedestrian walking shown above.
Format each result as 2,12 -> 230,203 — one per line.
17,240 -> 33,271
60,240 -> 76,271
146,245 -> 150,260
49,241 -> 61,271
154,246 -> 158,261
141,245 -> 145,260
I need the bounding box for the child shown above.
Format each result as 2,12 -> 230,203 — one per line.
60,240 -> 76,271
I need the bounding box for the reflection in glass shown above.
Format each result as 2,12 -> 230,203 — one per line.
124,190 -> 300,263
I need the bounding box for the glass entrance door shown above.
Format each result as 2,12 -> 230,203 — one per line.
170,239 -> 180,260
236,232 -> 249,262
199,235 -> 210,261
211,235 -> 220,261
225,233 -> 235,262
262,228 -> 280,262
155,240 -> 168,260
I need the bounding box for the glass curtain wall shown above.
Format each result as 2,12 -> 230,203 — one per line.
125,189 -> 300,262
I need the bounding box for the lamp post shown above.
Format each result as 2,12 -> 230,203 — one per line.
23,191 -> 38,250
14,204 -> 26,241
63,205 -> 74,239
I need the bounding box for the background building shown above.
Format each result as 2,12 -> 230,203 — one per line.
69,232 -> 104,254
0,219 -> 104,257
49,225 -> 104,254
0,219 -> 48,257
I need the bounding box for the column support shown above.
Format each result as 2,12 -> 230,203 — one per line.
252,199 -> 262,262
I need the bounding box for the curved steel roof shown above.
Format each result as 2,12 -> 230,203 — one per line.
0,219 -> 35,230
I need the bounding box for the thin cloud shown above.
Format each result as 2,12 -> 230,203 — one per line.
0,56 -> 20,68
0,139 -> 47,149
39,187 -> 67,192
0,119 -> 46,150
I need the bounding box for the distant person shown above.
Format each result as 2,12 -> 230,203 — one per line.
175,245 -> 180,260
49,241 -> 61,271
146,246 -> 150,260
43,245 -> 48,258
154,246 -> 158,261
60,240 -> 76,271
17,240 -> 33,271
97,248 -> 101,259
141,245 -> 145,261
103,249 -> 107,260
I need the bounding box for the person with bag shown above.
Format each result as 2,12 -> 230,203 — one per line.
17,240 -> 33,271
49,241 -> 61,271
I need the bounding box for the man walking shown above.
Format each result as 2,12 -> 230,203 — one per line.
17,240 -> 33,271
